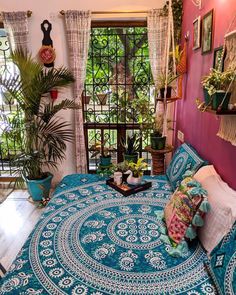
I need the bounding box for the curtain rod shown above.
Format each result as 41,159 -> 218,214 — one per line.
60,10 -> 148,15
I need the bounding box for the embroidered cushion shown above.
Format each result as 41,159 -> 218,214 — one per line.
163,171 -> 210,246
205,224 -> 236,295
166,143 -> 206,190
194,165 -> 236,254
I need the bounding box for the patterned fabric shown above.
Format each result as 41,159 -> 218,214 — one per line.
164,174 -> 209,244
166,143 -> 207,190
205,223 -> 236,295
64,10 -> 91,173
2,11 -> 29,53
0,174 -> 216,295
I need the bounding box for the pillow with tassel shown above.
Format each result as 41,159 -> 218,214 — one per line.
157,170 -> 210,257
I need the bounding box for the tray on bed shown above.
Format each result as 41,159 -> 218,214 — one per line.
106,178 -> 152,196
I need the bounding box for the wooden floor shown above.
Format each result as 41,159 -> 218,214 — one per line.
0,189 -> 44,271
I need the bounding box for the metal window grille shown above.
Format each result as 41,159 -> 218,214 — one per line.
83,26 -> 155,172
0,29 -> 23,177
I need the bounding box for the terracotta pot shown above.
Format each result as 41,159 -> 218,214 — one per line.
97,94 -> 107,105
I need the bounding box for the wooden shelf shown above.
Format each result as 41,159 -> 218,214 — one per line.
204,108 -> 236,115
156,97 -> 181,103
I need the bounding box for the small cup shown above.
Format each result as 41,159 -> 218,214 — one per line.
228,103 -> 234,110
114,172 -> 122,185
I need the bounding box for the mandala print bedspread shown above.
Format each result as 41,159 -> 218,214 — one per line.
0,174 -> 216,295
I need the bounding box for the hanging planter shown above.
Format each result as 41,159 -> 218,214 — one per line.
97,93 -> 107,105
82,91 -> 91,104
203,88 -> 211,106
160,86 -> 172,99
212,91 -> 231,110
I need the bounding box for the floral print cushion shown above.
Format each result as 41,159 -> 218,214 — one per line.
166,143 -> 207,190
164,172 -> 210,245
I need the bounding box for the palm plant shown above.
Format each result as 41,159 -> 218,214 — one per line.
0,49 -> 77,183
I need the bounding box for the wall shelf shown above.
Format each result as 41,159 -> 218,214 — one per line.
204,108 -> 236,115
156,97 -> 181,103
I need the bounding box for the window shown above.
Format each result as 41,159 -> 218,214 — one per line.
0,28 -> 22,176
83,24 -> 155,172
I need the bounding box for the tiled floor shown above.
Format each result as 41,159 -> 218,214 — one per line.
0,190 -> 44,271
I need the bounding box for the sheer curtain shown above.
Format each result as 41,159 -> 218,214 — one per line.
2,11 -> 29,52
64,10 -> 91,173
147,9 -> 168,89
147,9 -> 169,136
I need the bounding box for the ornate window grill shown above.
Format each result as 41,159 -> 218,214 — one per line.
83,25 -> 155,172
0,28 -> 23,176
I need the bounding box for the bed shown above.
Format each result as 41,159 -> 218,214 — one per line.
0,173 -> 217,295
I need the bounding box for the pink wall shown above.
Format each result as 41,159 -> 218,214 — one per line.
175,0 -> 236,189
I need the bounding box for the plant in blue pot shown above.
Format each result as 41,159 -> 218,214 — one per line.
90,138 -> 115,168
0,49 -> 78,201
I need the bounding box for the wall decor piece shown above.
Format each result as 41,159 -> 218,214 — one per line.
38,20 -> 55,67
193,16 -> 201,50
213,46 -> 224,71
202,9 -> 214,54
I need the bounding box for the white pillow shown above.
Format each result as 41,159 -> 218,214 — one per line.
194,165 -> 236,255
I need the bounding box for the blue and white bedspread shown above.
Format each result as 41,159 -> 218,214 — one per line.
0,174 -> 216,295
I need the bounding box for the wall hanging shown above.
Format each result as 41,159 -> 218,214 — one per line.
38,20 -> 56,68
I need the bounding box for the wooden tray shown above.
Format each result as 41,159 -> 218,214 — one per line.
106,178 -> 152,196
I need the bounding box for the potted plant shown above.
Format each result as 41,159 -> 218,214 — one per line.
90,138 -> 115,167
126,158 -> 148,185
120,133 -> 141,163
157,71 -> 179,99
82,90 -> 91,105
150,115 -> 166,150
114,160 -> 130,182
202,68 -> 235,110
97,93 -> 108,105
0,49 -> 77,201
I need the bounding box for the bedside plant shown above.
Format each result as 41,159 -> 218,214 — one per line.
126,158 -> 148,185
0,49 -> 77,201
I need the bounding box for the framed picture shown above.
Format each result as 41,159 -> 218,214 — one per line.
202,9 -> 214,54
213,46 -> 224,71
193,16 -> 201,50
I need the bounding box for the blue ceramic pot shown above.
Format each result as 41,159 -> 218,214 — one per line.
25,172 -> 53,201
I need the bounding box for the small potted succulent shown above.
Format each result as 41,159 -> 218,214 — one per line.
202,68 -> 235,110
157,71 -> 179,99
114,160 -> 130,182
120,133 -> 141,163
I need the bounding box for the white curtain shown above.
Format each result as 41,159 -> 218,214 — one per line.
147,9 -> 168,89
64,10 -> 91,173
147,9 -> 169,136
2,11 -> 29,52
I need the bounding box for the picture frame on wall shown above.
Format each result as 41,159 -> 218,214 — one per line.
193,16 -> 201,50
202,9 -> 214,54
213,46 -> 224,71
